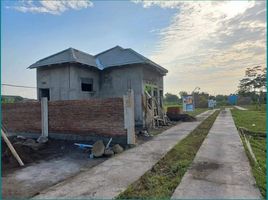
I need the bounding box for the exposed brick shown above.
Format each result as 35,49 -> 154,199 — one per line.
2,98 -> 127,138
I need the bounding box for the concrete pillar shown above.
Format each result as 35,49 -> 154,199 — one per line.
123,89 -> 135,145
41,97 -> 48,137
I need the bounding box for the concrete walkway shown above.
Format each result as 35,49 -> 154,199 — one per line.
34,110 -> 215,199
234,106 -> 248,110
172,109 -> 261,199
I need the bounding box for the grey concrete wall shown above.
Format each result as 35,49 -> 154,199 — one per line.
142,66 -> 164,92
99,65 -> 143,126
36,63 -> 165,127
37,64 -> 99,101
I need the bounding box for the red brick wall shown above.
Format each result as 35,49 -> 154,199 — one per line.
48,98 -> 126,136
2,102 -> 41,133
2,98 -> 126,137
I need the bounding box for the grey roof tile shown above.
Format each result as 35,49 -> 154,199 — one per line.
28,46 -> 168,74
28,48 -> 97,69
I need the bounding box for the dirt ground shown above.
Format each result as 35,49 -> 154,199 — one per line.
2,137 -> 107,198
2,122 -> 179,199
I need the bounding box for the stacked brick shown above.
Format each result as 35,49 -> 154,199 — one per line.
2,98 -> 126,137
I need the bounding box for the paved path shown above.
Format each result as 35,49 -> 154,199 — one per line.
172,109 -> 261,199
234,106 -> 248,110
34,110 -> 215,199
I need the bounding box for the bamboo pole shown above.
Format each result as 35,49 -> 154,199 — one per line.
1,129 -> 24,166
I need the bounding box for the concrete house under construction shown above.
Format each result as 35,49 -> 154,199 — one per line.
29,46 -> 168,127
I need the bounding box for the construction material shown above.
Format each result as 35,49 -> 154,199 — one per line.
112,144 -> 124,154
143,91 -> 168,129
167,113 -> 196,122
1,129 -> 24,167
74,143 -> 93,149
92,140 -> 105,157
104,149 -> 114,157
167,107 -> 181,115
106,138 -> 113,149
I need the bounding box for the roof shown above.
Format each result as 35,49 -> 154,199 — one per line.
28,46 -> 168,74
28,48 -> 97,69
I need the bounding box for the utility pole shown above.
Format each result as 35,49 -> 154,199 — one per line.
192,87 -> 200,110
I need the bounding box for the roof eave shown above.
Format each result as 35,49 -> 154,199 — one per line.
28,61 -> 98,70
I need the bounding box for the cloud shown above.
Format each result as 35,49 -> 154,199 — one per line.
134,1 -> 266,95
8,0 -> 93,15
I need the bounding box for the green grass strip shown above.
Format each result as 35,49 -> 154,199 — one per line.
231,108 -> 266,198
117,110 -> 220,199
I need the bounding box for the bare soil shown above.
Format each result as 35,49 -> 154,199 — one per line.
2,137 -> 107,198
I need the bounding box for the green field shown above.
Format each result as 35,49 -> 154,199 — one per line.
231,104 -> 266,198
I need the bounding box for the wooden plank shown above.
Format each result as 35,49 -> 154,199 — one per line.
2,129 -> 24,166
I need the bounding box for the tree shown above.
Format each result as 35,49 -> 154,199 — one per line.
179,91 -> 188,98
164,93 -> 179,104
238,66 -> 266,105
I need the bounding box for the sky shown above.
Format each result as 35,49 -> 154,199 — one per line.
1,0 -> 266,99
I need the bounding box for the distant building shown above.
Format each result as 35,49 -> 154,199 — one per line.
29,46 -> 168,126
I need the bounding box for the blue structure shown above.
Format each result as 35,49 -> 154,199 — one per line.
228,95 -> 238,105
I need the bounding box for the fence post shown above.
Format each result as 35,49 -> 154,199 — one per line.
41,97 -> 48,137
123,89 -> 135,145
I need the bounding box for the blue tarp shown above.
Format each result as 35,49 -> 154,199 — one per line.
228,95 -> 238,105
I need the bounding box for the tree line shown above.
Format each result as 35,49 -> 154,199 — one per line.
164,65 -> 266,107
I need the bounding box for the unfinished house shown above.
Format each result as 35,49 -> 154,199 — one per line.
29,46 -> 168,127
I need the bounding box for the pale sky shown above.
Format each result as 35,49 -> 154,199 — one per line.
2,0 -> 266,98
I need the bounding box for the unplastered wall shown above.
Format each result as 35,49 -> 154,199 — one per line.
2,98 -> 127,142
2,102 -> 42,133
48,98 -> 126,136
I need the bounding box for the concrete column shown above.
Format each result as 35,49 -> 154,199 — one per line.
41,97 -> 48,137
123,89 -> 135,145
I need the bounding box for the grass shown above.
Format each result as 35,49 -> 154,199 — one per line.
231,105 -> 266,198
117,110 -> 220,199
231,108 -> 266,133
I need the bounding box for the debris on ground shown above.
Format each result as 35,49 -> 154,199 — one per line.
92,140 -> 105,157
167,113 -> 196,122
74,143 -> 93,149
104,148 -> 114,157
1,137 -> 96,171
37,136 -> 48,144
106,138 -> 113,149
2,137 -> 47,168
112,144 -> 124,154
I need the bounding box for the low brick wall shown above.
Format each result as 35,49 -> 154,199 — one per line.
2,98 -> 127,142
48,98 -> 125,136
2,102 -> 41,133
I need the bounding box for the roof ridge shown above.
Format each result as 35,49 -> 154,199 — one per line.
94,45 -> 124,57
69,48 -> 77,60
126,48 -> 168,73
33,48 -> 72,64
